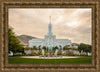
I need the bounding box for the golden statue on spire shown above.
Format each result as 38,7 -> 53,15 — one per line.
50,16 -> 51,18
50,16 -> 51,20
49,16 -> 51,23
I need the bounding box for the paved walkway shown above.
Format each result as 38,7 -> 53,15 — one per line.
21,56 -> 80,59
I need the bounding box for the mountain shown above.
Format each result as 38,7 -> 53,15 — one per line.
72,43 -> 79,46
17,35 -> 38,45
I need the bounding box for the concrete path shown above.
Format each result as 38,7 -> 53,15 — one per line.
21,56 -> 80,59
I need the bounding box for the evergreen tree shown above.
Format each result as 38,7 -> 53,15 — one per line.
8,27 -> 24,56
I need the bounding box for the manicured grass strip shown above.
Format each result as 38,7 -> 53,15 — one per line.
8,56 -> 92,64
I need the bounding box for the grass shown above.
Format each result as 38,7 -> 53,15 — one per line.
8,56 -> 92,64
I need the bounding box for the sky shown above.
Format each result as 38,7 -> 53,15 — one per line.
9,8 -> 92,45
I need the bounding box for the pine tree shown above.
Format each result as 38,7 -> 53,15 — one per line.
8,27 -> 24,56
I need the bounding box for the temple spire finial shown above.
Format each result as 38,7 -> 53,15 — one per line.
49,16 -> 51,23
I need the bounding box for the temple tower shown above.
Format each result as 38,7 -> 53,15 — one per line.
48,16 -> 52,35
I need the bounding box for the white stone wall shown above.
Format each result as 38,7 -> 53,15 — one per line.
28,39 -> 44,48
28,36 -> 72,50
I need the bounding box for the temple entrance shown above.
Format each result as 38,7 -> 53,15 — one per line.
48,44 -> 53,51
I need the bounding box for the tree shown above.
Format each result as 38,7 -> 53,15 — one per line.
59,45 -> 62,50
32,46 -> 37,50
16,44 -> 25,55
63,45 -> 69,50
8,27 -> 24,56
52,47 -> 55,51
78,43 -> 85,53
21,47 -> 25,55
31,46 -> 37,54
78,43 -> 92,55
84,45 -> 92,55
54,46 -> 58,50
38,46 -> 41,52
42,46 -> 46,50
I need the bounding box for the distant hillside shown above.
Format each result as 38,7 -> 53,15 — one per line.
17,35 -> 38,45
72,43 -> 79,46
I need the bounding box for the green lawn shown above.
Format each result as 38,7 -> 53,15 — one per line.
8,56 -> 92,64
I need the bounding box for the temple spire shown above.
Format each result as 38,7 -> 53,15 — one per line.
48,16 -> 52,35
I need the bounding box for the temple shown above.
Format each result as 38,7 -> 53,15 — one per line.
28,17 -> 72,50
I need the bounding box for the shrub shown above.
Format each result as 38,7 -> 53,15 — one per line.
57,50 -> 62,55
38,51 -> 42,55
24,46 -> 31,50
14,54 -> 22,56
28,54 -> 32,56
54,54 -> 57,57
